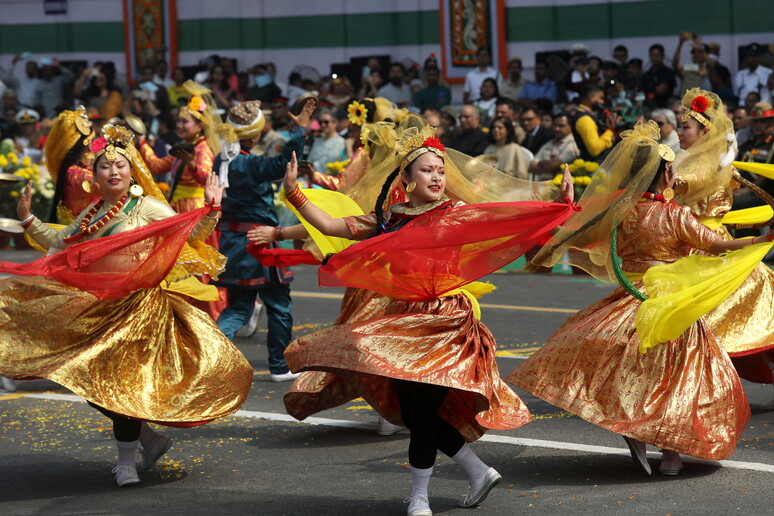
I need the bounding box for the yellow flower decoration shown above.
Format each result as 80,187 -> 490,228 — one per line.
584,161 -> 599,173
188,95 -> 206,112
347,101 -> 368,126
0,155 -> 8,168
21,156 -> 31,167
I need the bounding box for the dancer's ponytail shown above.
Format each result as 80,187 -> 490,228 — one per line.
374,168 -> 400,234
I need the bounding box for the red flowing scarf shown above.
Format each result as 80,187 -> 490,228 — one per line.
246,244 -> 321,267
0,207 -> 210,300
319,201 -> 578,301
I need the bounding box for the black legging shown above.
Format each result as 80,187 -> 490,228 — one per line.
88,402 -> 141,442
394,379 -> 465,469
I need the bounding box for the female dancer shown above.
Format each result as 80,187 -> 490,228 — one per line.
44,106 -> 101,223
1,124 -> 252,487
672,88 -> 774,396
509,121 -> 771,477
274,121 -> 576,515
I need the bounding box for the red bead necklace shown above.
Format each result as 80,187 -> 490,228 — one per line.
63,194 -> 128,244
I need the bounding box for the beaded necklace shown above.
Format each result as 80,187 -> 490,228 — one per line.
640,191 -> 673,204
62,193 -> 128,244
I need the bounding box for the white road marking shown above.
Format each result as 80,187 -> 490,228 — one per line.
14,392 -> 774,474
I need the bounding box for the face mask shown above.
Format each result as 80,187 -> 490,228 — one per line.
254,74 -> 271,88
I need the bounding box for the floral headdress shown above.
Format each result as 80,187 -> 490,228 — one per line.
399,135 -> 445,172
682,91 -> 714,128
347,100 -> 369,126
90,123 -> 134,163
45,106 -> 95,185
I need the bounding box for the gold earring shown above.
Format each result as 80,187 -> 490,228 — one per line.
82,180 -> 93,193
405,181 -> 417,193
661,187 -> 674,201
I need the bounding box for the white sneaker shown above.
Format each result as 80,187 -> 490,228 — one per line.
138,434 -> 173,472
404,495 -> 432,516
112,465 -> 140,487
270,371 -> 300,382
235,302 -> 263,338
376,416 -> 405,436
1,377 -> 17,392
459,467 -> 501,507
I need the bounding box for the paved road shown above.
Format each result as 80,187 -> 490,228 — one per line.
1,254 -> 772,515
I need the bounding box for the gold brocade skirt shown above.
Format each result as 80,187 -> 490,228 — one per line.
0,277 -> 253,426
508,284 -> 750,460
284,293 -> 531,442
699,225 -> 774,357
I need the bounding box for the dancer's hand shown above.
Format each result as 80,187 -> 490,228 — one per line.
17,181 -> 32,220
559,164 -> 574,203
247,226 -> 275,245
204,173 -> 224,208
289,97 -> 317,128
283,151 -> 299,193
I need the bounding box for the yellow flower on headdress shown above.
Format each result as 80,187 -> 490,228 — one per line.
347,101 -> 368,126
189,95 -> 206,112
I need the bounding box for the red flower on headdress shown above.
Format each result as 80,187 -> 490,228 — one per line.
90,137 -> 107,154
691,95 -> 710,113
423,137 -> 445,153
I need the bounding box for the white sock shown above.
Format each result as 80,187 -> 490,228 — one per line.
116,440 -> 138,467
451,443 -> 488,481
409,466 -> 433,499
139,422 -> 158,448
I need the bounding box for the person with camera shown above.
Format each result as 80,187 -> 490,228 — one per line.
673,33 -> 712,95
568,84 -> 615,163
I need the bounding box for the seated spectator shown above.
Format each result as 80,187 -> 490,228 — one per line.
208,64 -> 236,109
412,66 -> 450,110
82,70 -> 123,120
153,59 -> 174,88
494,97 -> 526,143
421,106 -> 445,141
651,108 -> 681,154
521,61 -> 557,103
640,44 -> 677,108
733,106 -> 752,148
448,104 -> 489,156
706,42 -> 734,100
472,78 -> 499,124
478,116 -> 529,178
222,58 -> 239,92
307,110 -> 346,174
520,104 -> 552,154
377,63 -> 412,107
256,113 -> 286,158
167,67 -> 188,107
463,45 -> 501,104
323,77 -> 354,110
246,63 -> 282,104
529,114 -> 580,179
612,45 -> 629,69
14,108 -> 43,163
439,106 -> 458,146
541,112 -> 553,130
286,72 -> 306,105
499,57 -> 527,100
621,58 -> 643,93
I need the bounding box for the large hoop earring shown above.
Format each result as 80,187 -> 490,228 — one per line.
405,181 -> 417,193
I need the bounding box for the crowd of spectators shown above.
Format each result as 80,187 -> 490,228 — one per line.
2,34 -> 774,186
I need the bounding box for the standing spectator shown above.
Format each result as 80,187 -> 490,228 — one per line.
3,54 -> 40,109
521,61 -> 557,103
733,106 -> 752,148
377,63 -> 412,108
639,44 -> 677,108
734,43 -> 772,105
672,34 -> 711,94
705,42 -> 733,100
568,84 -> 614,163
520,105 -> 552,155
265,63 -> 286,97
651,108 -> 681,154
448,104 -> 489,156
463,45 -> 501,104
37,58 -> 74,118
479,116 -> 528,178
528,114 -> 580,180
307,110 -> 346,173
472,78 -> 498,125
13,108 -> 43,163
499,57 -> 526,101
2,89 -> 22,115
412,66 -> 450,110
